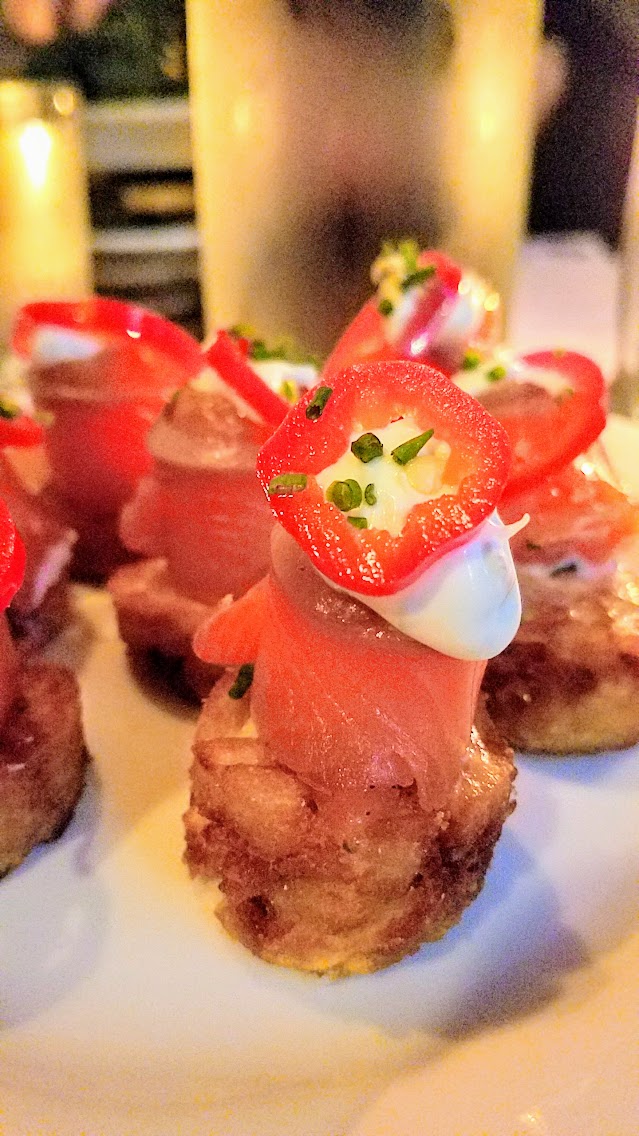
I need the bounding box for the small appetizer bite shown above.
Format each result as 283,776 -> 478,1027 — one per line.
13,298 -> 202,580
0,399 -> 76,649
109,332 -> 316,697
323,240 -> 501,381
328,241 -> 639,755
483,443 -> 639,754
185,361 -> 519,975
0,497 -> 86,877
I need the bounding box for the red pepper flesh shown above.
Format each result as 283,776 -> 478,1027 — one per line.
492,350 -> 607,499
0,413 -> 44,448
204,330 -> 289,428
256,360 -> 512,596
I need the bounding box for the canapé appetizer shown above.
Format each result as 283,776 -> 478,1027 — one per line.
185,361 -> 520,975
109,331 -> 316,697
329,241 -> 639,754
0,400 -> 76,648
323,241 -> 500,381
0,497 -> 86,876
13,298 -> 202,580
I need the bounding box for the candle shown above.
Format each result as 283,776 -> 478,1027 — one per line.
0,81 -> 92,347
186,0 -> 541,354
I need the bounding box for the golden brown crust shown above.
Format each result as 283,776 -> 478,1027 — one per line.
0,663 -> 88,877
108,557 -> 222,699
483,562 -> 639,753
184,676 -> 515,976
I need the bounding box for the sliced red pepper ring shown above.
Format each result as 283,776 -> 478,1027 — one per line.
484,350 -> 607,500
0,407 -> 44,448
203,330 -> 289,428
323,247 -> 498,381
13,298 -> 203,390
256,360 -> 512,596
0,497 -> 25,610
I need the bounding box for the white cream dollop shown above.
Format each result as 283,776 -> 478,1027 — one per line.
316,417 -> 455,537
453,348 -> 571,400
386,269 -> 499,361
316,420 -> 523,658
251,359 -> 318,396
31,325 -> 103,364
347,512 -> 523,660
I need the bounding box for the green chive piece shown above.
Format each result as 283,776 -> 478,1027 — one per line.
486,365 -> 507,383
327,479 -> 362,512
397,238 -> 420,272
364,482 -> 377,506
305,386 -> 333,420
391,429 -> 434,466
228,663 -> 254,700
267,473 -> 308,495
550,562 -> 578,577
378,298 -> 394,317
347,516 -> 368,529
526,539 -> 542,552
462,349 -> 482,370
280,379 -> 297,403
0,396 -> 21,420
400,265 -> 436,292
351,432 -> 383,463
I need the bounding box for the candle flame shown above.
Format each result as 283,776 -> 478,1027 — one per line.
18,121 -> 53,191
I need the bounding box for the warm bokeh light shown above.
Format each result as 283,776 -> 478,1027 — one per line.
17,121 -> 53,191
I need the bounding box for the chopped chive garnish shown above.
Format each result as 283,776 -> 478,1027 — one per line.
327,479 -> 362,511
0,396 -> 21,419
347,516 -> 368,529
228,663 -> 254,700
364,482 -> 377,506
378,298 -> 394,317
526,539 -> 542,552
400,265 -> 436,292
462,349 -> 482,370
280,379 -> 297,403
305,386 -> 333,420
391,429 -> 434,465
267,473 -> 308,495
550,562 -> 578,577
486,365 -> 507,383
351,432 -> 383,463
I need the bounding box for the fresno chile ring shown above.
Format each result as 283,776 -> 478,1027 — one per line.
497,349 -> 607,499
256,360 -> 512,596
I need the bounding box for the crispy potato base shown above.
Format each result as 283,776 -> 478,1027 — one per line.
0,663 -> 87,876
108,557 -> 221,699
184,674 -> 515,976
483,564 -> 639,754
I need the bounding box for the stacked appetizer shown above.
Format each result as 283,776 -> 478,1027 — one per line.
329,240 -> 639,754
0,400 -> 76,649
0,494 -> 86,876
13,299 -> 202,580
186,360 -> 520,975
109,330 -> 317,696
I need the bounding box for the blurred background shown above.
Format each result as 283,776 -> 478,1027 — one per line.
0,0 -> 637,350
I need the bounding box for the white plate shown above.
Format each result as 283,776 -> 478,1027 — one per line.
1,418 -> 638,1136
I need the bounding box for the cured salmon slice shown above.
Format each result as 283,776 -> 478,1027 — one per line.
249,528 -> 485,810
